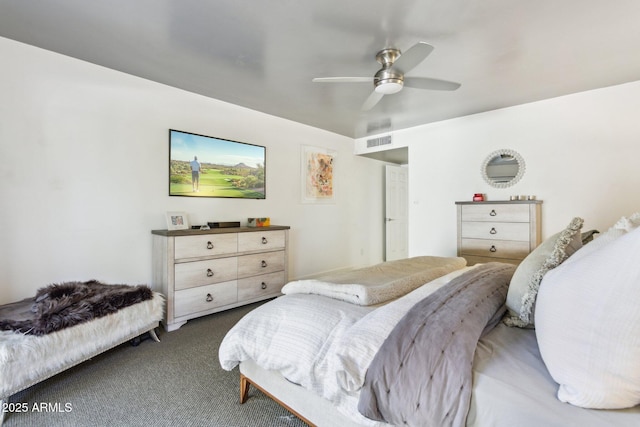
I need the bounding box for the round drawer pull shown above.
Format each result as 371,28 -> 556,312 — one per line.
261,282 -> 267,290
489,245 -> 497,253
489,209 -> 497,216
261,260 -> 267,268
206,293 -> 213,302
489,227 -> 497,234
262,237 -> 268,244
206,269 -> 214,277
206,241 -> 214,249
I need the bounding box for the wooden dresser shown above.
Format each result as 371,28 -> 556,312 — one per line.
152,226 -> 289,331
456,201 -> 542,265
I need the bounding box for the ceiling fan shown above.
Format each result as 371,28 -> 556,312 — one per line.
312,42 -> 461,111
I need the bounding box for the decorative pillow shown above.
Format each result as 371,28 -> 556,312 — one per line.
535,225 -> 640,409
503,217 -> 583,328
565,212 -> 640,266
613,211 -> 640,231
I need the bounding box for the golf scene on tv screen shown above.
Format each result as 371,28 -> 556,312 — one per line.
169,129 -> 266,199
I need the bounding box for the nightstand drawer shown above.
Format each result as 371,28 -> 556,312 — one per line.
238,251 -> 285,278
460,222 -> 530,241
174,281 -> 237,317
174,233 -> 238,260
461,204 -> 530,222
238,271 -> 286,300
174,257 -> 238,290
238,230 -> 286,252
460,238 -> 531,260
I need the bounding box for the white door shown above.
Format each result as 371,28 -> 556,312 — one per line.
385,165 -> 408,261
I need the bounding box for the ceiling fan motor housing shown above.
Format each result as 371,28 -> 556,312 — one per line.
374,48 -> 404,94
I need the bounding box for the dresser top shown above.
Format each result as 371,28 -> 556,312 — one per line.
151,225 -> 290,236
455,200 -> 542,205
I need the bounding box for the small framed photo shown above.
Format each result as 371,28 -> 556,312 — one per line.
166,211 -> 189,230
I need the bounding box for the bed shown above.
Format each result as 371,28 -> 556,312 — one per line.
0,281 -> 165,425
219,215 -> 640,427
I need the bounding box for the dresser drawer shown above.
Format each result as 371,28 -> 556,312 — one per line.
174,233 -> 238,260
463,255 -> 522,266
238,251 -> 285,278
460,222 -> 530,241
238,230 -> 286,252
461,204 -> 530,222
460,238 -> 531,260
174,281 -> 237,317
174,257 -> 238,290
238,271 -> 286,300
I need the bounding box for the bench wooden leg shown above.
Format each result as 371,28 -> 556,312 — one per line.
240,374 -> 251,404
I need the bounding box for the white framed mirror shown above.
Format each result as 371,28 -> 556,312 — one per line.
481,149 -> 525,188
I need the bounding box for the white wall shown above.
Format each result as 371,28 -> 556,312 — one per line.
0,37 -> 386,304
390,81 -> 640,257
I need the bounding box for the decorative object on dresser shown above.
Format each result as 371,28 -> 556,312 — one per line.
247,217 -> 270,227
208,221 -> 241,228
166,211 -> 189,230
456,200 -> 542,265
152,225 -> 289,331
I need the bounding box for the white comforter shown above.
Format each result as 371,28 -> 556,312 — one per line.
219,267 -> 474,424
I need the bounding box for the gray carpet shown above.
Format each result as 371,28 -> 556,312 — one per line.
5,301 -> 307,426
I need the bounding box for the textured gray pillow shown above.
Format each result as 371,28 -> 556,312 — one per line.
504,217 -> 584,328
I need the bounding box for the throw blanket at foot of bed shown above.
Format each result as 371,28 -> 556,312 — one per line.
0,280 -> 154,336
282,256 -> 467,306
358,262 -> 515,427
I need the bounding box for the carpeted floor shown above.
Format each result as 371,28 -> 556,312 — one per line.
4,301 -> 307,426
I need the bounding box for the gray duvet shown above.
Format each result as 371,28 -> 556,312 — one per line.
358,262 -> 515,427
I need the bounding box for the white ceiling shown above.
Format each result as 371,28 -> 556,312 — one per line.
1,0 -> 640,139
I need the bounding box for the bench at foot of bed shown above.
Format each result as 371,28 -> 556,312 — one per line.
0,292 -> 164,425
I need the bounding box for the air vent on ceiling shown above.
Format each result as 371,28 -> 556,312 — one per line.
367,135 -> 392,148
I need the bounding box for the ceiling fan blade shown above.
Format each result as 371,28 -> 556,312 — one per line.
404,76 -> 461,91
312,77 -> 372,83
392,42 -> 434,74
362,90 -> 384,111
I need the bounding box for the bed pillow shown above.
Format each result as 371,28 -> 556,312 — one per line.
503,217 -> 583,328
535,225 -> 640,409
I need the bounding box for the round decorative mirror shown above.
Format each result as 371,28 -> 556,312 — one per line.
481,149 -> 525,188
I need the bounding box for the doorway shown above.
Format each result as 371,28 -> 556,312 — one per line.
385,164 -> 408,261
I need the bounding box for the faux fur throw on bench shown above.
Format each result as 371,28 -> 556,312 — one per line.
0,280 -> 153,336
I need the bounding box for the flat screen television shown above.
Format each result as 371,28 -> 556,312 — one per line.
169,129 -> 266,199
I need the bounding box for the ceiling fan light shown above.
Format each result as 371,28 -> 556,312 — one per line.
375,80 -> 403,95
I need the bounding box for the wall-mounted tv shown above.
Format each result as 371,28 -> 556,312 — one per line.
169,129 -> 266,199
